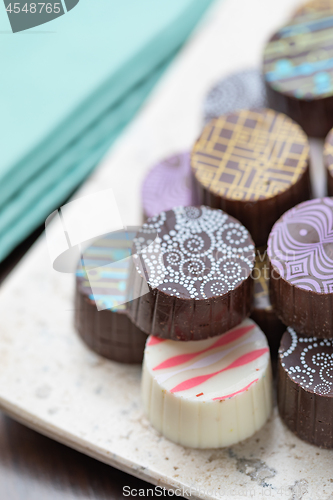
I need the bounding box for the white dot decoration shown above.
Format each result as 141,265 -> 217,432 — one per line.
281,327 -> 333,395
133,206 -> 255,300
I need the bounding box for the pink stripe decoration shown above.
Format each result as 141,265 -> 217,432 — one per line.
152,324 -> 255,371
212,378 -> 259,400
170,348 -> 268,393
147,336 -> 166,347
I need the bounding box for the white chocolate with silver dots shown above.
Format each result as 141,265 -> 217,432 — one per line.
141,318 -> 273,448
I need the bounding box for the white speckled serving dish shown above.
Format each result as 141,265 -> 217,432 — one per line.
0,0 -> 332,498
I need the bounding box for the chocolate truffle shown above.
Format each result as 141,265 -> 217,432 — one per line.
292,0 -> 333,19
191,108 -> 311,246
278,327 -> 333,448
267,198 -> 333,338
323,128 -> 333,196
128,206 -> 255,340
203,68 -> 267,124
141,152 -> 198,220
75,230 -> 147,363
142,318 -> 272,448
263,12 -> 333,137
251,249 -> 286,356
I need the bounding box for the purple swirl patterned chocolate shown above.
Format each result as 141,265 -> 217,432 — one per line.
278,327 -> 333,448
127,206 -> 255,340
267,197 -> 333,338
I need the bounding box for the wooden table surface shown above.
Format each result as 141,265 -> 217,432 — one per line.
0,228 -> 161,500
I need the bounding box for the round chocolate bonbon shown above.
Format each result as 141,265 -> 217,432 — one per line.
292,0 -> 333,19
142,318 -> 272,448
323,128 -> 333,196
278,327 -> 333,448
267,197 -> 333,338
141,152 -> 198,219
203,68 -> 267,124
251,249 -> 285,356
191,108 -> 311,246
75,231 -> 147,363
128,206 -> 255,340
263,12 -> 333,137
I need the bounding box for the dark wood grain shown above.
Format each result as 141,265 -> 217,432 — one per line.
0,229 -> 166,499
0,411 -> 163,499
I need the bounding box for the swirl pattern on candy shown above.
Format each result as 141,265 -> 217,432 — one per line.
141,152 -> 198,219
268,198 -> 333,294
278,327 -> 333,448
267,198 -> 333,338
142,318 -> 272,448
128,206 -> 255,340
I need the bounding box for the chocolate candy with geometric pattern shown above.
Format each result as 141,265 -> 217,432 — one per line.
75,230 -> 147,363
323,128 -> 333,196
250,249 -> 286,356
267,198 -> 333,338
191,109 -> 311,246
278,327 -> 333,448
203,68 -> 267,124
263,11 -> 333,137
141,152 -> 199,220
142,318 -> 273,448
128,206 -> 255,341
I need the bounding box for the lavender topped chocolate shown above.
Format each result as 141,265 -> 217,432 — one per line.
267,198 -> 333,338
141,152 -> 198,219
128,206 -> 255,340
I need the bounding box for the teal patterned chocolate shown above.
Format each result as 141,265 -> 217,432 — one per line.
263,12 -> 333,99
76,231 -> 135,311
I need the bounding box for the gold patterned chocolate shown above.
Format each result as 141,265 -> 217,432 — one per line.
191,109 -> 309,202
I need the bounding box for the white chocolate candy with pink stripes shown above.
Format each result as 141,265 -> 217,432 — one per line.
141,318 -> 272,448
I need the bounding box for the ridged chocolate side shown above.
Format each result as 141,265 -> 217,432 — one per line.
250,308 -> 285,357
278,331 -> 333,449
328,170 -> 333,196
196,165 -> 311,247
75,286 -> 147,364
127,267 -> 254,341
266,83 -> 333,138
269,259 -> 333,338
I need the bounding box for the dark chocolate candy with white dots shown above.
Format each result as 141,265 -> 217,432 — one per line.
128,206 -> 255,341
278,327 -> 333,448
203,68 -> 267,124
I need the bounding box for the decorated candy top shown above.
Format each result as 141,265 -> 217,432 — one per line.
203,68 -> 267,124
144,319 -> 270,402
292,0 -> 333,20
133,206 -> 255,300
267,198 -> 333,294
280,327 -> 333,396
76,232 -> 135,311
142,152 -> 197,218
191,109 -> 309,202
263,12 -> 333,99
324,127 -> 333,177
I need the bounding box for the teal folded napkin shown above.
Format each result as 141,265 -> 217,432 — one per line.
0,0 -> 214,262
